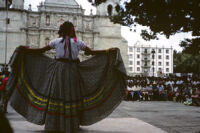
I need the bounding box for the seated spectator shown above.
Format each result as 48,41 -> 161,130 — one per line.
158,84 -> 167,101
146,83 -> 153,101
184,95 -> 192,106
127,82 -> 134,101
124,74 -> 200,105
191,87 -> 200,106
133,83 -> 141,101
152,84 -> 159,101
141,84 -> 149,101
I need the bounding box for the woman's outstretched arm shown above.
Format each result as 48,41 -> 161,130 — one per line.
18,45 -> 51,53
84,47 -> 117,55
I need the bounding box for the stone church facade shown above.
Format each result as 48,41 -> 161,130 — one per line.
0,0 -> 128,71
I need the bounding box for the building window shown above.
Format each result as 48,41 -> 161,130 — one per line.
166,55 -> 169,60
152,67 -> 155,72
137,48 -> 140,52
152,61 -> 155,65
158,68 -> 162,71
158,55 -> 162,59
46,15 -> 50,26
144,49 -> 148,53
158,62 -> 162,66
129,47 -> 133,52
152,55 -> 155,59
166,68 -> 169,72
137,67 -> 140,71
137,61 -> 140,65
129,61 -> 133,65
129,67 -> 133,71
158,49 -> 162,53
166,49 -> 169,54
107,4 -> 113,16
115,4 -> 120,12
129,54 -> 133,58
137,54 -> 140,59
166,62 -> 169,66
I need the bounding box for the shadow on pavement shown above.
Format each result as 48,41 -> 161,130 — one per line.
79,128 -> 128,133
31,129 -> 125,133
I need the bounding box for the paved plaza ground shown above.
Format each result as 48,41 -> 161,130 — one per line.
6,101 -> 200,133
110,101 -> 200,133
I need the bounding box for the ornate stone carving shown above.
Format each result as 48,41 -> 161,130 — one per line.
29,16 -> 39,27
73,17 -> 77,26
29,36 -> 38,47
84,20 -> 92,31
57,17 -> 65,27
46,15 -> 50,26
45,38 -> 50,46
83,37 -> 92,48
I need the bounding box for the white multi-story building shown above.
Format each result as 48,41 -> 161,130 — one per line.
128,41 -> 173,77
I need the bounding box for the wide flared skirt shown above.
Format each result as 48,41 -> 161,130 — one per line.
7,49 -> 126,132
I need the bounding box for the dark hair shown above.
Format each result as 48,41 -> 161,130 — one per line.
58,21 -> 76,39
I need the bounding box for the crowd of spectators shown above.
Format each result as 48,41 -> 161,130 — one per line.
126,75 -> 200,106
0,65 -> 9,113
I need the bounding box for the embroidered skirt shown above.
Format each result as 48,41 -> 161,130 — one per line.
6,48 -> 127,132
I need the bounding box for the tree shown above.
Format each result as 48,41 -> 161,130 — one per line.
173,50 -> 200,73
89,0 -> 200,55
180,38 -> 200,55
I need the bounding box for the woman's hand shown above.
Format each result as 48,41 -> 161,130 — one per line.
84,47 -> 92,55
108,47 -> 118,52
105,47 -> 118,54
16,46 -> 29,53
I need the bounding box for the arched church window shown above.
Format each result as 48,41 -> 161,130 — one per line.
107,4 -> 113,16
46,15 -> 50,26
115,4 -> 120,12
45,38 -> 50,46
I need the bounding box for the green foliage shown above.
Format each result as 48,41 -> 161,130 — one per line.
89,0 -> 200,55
180,38 -> 200,55
174,50 -> 200,73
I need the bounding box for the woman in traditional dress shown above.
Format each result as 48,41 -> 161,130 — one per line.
6,21 -> 127,133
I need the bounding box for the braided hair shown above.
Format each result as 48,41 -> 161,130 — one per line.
58,21 -> 77,43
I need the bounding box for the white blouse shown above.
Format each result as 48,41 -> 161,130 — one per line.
49,38 -> 86,60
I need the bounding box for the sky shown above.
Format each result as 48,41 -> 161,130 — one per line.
24,0 -> 192,51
